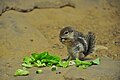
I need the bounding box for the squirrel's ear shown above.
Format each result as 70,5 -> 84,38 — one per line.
69,26 -> 76,32
66,26 -> 75,32
70,27 -> 75,32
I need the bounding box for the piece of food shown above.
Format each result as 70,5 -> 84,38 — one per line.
32,52 -> 61,66
22,63 -> 33,68
75,58 -> 92,65
58,61 -> 69,68
23,56 -> 34,64
14,51 -> 101,76
14,68 -> 29,76
91,58 -> 100,65
34,60 -> 46,67
51,65 -> 57,71
22,52 -> 61,68
69,61 -> 75,66
36,69 -> 43,74
74,58 -> 92,68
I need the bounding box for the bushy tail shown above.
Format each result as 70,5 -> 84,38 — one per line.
83,32 -> 95,56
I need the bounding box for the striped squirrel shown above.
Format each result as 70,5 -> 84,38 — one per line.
59,26 -> 95,60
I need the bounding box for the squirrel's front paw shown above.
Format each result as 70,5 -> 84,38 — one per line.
62,56 -> 70,61
62,58 -> 68,61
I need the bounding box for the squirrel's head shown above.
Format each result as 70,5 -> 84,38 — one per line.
59,26 -> 75,45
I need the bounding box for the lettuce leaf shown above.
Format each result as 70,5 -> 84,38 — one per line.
34,60 -> 46,67
74,58 -> 92,68
22,52 -> 61,68
15,52 -> 101,76
22,63 -> 33,68
14,68 -> 29,76
58,61 -> 69,68
91,58 -> 100,65
23,56 -> 34,64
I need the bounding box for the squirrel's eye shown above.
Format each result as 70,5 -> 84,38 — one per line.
64,31 -> 68,34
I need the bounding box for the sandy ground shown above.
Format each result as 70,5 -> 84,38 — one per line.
0,0 -> 120,80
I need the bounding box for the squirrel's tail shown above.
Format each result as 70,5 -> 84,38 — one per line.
83,32 -> 95,56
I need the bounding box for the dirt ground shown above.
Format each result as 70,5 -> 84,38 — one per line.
0,0 -> 120,80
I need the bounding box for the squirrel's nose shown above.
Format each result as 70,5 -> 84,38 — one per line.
60,38 -> 64,42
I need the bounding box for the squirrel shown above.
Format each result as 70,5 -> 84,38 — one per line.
59,26 -> 95,60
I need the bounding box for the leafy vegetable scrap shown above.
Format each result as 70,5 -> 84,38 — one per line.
22,52 -> 61,67
74,58 -> 100,69
91,58 -> 100,65
14,68 -> 29,76
58,61 -> 69,68
51,65 -> 57,71
74,58 -> 92,69
36,69 -> 43,74
14,52 -> 100,76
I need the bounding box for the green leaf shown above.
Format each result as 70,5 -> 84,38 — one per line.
23,56 -> 33,64
38,52 -> 49,60
39,52 -> 61,65
34,60 -> 46,67
14,69 -> 29,76
91,58 -> 100,65
58,61 -> 69,68
47,63 -> 53,66
75,58 -> 92,66
31,52 -> 61,64
31,53 -> 40,61
31,52 -> 49,60
22,63 -> 33,68
74,58 -> 92,68
79,65 -> 90,69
